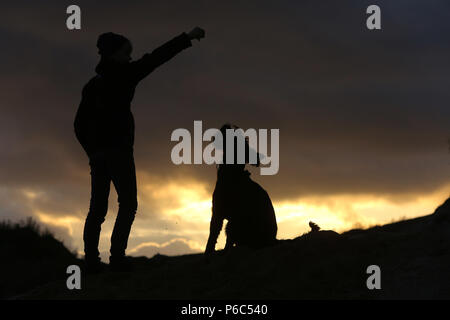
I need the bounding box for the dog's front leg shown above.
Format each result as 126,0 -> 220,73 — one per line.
205,213 -> 223,255
224,221 -> 234,252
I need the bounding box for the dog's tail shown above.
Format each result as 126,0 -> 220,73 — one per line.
309,221 -> 321,232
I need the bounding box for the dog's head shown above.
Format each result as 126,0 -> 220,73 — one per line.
215,123 -> 261,168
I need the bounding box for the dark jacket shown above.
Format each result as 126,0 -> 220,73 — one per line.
74,33 -> 192,157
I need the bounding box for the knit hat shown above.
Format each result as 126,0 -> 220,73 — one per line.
96,32 -> 131,57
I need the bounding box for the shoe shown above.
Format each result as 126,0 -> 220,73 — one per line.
84,256 -> 105,274
109,255 -> 133,272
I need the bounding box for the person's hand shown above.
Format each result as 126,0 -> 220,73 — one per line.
187,27 -> 205,41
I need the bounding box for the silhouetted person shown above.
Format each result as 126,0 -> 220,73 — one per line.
205,124 -> 278,256
74,27 -> 205,272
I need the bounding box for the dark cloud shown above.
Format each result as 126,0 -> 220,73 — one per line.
0,187 -> 34,221
1,0 -> 449,228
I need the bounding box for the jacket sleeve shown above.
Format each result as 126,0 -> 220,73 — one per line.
74,84 -> 93,157
129,32 -> 192,82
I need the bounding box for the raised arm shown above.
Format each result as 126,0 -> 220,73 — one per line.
130,27 -> 205,82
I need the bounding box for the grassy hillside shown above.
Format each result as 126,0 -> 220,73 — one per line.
0,218 -> 80,299
2,198 -> 450,299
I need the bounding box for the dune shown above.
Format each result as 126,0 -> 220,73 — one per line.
2,197 -> 449,300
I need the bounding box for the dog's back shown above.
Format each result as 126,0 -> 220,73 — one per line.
212,167 -> 277,249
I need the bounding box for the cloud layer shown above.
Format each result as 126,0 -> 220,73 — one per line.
1,0 -> 449,258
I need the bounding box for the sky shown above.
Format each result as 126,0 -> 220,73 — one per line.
0,0 -> 449,260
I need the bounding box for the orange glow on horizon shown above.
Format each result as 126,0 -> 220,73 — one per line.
21,182 -> 450,260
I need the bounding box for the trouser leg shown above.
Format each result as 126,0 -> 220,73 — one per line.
84,154 -> 111,261
109,148 -> 138,258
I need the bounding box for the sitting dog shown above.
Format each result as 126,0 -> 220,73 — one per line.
205,124 -> 277,255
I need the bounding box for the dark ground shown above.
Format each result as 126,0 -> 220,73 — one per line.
1,197 -> 449,300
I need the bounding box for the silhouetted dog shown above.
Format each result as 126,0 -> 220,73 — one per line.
205,124 -> 277,255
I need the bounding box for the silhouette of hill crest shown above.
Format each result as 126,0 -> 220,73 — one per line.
2,197 -> 450,299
